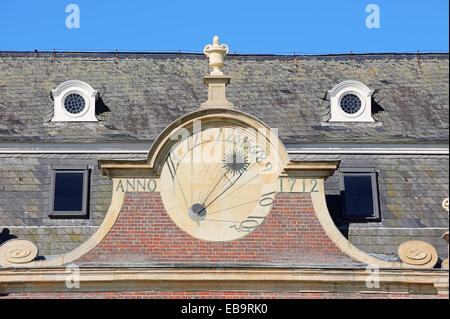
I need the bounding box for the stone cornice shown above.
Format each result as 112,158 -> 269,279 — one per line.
281,160 -> 340,178
0,267 -> 448,296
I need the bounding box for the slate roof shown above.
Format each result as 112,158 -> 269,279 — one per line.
0,51 -> 448,145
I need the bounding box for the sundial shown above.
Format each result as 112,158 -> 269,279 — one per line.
160,126 -> 280,241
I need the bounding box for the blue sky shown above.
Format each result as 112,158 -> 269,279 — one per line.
0,0 -> 448,54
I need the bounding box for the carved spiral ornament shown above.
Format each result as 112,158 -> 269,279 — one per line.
442,198 -> 449,213
0,239 -> 38,266
398,241 -> 438,268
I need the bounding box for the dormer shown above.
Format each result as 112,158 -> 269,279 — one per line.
51,80 -> 98,122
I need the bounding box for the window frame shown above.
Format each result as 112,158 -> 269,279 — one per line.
339,167 -> 381,222
62,90 -> 89,118
49,165 -> 89,218
338,92 -> 363,117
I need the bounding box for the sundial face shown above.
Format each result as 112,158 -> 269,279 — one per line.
160,125 -> 280,241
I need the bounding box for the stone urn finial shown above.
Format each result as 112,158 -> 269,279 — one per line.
200,35 -> 234,108
203,35 -> 230,75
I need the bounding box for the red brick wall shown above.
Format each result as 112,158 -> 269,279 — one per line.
77,192 -> 356,266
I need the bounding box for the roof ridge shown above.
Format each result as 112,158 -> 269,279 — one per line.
0,50 -> 448,59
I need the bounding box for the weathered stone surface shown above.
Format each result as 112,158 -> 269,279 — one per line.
0,52 -> 448,144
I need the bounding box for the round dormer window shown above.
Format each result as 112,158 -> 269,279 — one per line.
340,93 -> 362,115
63,93 -> 86,114
51,80 -> 98,122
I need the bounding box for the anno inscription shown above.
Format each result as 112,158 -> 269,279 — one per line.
115,178 -> 158,193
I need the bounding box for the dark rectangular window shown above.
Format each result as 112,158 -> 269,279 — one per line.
50,166 -> 89,218
54,172 -> 84,211
339,168 -> 380,221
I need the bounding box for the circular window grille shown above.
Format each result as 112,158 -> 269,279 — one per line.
340,94 -> 362,115
64,93 -> 86,114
